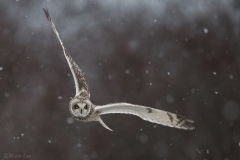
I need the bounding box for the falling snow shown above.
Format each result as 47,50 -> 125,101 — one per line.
0,1 -> 239,159
204,28 -> 208,34
166,94 -> 174,103
66,117 -> 74,124
125,69 -> 130,74
4,92 -> 9,97
140,134 -> 148,144
191,88 -> 196,93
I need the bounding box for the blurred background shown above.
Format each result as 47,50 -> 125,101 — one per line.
0,0 -> 240,159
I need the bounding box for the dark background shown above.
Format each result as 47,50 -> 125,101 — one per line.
0,0 -> 240,159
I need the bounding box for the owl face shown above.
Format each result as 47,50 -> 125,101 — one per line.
69,98 -> 92,118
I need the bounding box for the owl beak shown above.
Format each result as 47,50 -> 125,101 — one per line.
80,109 -> 83,114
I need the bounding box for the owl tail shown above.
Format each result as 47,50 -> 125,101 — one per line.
98,117 -> 113,132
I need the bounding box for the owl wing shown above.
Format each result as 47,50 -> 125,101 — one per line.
95,103 -> 194,130
43,8 -> 90,97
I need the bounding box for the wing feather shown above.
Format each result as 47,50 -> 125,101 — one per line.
96,103 -> 194,130
43,8 -> 89,97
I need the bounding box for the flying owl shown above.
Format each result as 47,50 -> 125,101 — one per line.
43,8 -> 194,131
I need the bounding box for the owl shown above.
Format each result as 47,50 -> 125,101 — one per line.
43,8 -> 194,131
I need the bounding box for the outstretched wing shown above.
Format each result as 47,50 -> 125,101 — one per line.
95,103 -> 194,130
43,8 -> 90,97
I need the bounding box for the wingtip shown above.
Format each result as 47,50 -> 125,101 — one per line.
98,117 -> 113,132
42,7 -> 48,12
108,128 -> 114,132
182,119 -> 195,130
42,7 -> 50,20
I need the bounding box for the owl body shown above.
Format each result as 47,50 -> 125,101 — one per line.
43,8 -> 195,131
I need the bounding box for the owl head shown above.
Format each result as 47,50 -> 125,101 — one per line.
69,97 -> 92,119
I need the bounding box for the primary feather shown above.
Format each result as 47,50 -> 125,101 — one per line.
43,8 -> 90,97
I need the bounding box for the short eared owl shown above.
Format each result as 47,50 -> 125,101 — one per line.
43,8 -> 194,131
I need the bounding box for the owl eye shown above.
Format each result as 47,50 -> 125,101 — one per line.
74,104 -> 79,109
84,105 -> 88,110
